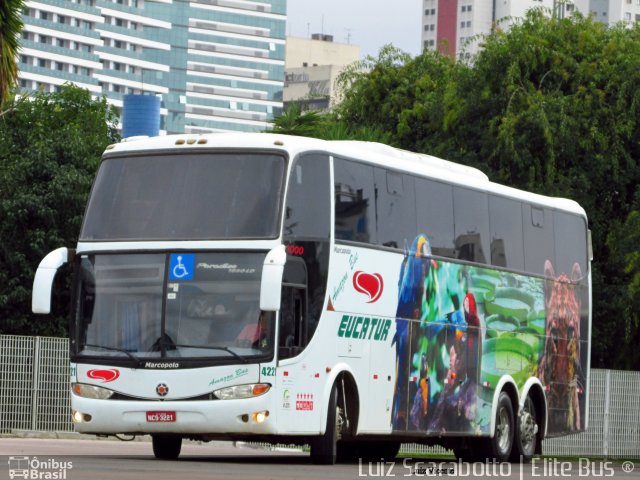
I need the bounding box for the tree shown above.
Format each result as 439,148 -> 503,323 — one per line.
270,102 -> 392,143
0,84 -> 119,336
0,0 -> 25,106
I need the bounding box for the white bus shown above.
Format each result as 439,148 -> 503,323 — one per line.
32,133 -> 591,464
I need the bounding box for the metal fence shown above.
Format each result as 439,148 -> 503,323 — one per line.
1,334 -> 638,458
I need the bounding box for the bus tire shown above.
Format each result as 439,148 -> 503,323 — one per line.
152,435 -> 182,460
511,395 -> 538,463
483,391 -> 514,462
310,383 -> 339,464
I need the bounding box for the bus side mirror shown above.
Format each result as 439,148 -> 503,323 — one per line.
32,247 -> 73,314
260,245 -> 287,311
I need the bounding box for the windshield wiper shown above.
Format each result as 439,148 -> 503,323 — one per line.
172,344 -> 248,363
82,343 -> 141,366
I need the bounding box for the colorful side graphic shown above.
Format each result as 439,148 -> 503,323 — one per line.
391,235 -> 586,437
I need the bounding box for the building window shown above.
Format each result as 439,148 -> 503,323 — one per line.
625,11 -> 632,21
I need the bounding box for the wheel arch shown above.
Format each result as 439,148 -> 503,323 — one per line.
489,375 -> 519,438
520,378 -> 548,450
319,363 -> 361,436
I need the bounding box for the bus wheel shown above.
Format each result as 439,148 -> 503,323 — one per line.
152,435 -> 182,460
483,391 -> 514,462
310,383 -> 340,464
511,395 -> 538,463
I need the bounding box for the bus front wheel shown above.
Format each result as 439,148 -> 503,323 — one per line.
152,435 -> 182,460
310,383 -> 340,464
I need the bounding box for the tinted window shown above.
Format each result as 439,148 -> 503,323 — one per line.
284,154 -> 330,352
489,195 -> 524,270
415,178 -> 455,258
81,153 -> 285,240
375,168 -> 416,249
453,187 -> 489,264
334,158 -> 376,244
523,205 -> 555,274
284,154 -> 330,240
554,212 -> 588,281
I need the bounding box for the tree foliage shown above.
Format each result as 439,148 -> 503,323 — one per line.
274,11 -> 640,369
0,0 -> 25,106
0,84 -> 119,336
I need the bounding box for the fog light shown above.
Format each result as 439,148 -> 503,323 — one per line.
252,410 -> 269,424
72,410 -> 83,424
72,410 -> 92,423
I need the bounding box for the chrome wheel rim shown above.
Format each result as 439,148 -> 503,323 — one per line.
496,406 -> 511,453
520,398 -> 537,454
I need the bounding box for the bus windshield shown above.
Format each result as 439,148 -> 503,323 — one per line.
74,252 -> 274,363
80,152 -> 286,241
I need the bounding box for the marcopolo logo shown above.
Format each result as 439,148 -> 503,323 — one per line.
337,315 -> 391,342
8,456 -> 73,479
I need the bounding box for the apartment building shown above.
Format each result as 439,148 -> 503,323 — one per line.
422,0 -> 640,59
18,0 -> 286,134
283,34 -> 360,111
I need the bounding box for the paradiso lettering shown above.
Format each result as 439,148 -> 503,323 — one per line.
337,315 -> 392,342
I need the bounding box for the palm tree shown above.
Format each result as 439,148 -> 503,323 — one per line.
0,0 -> 25,106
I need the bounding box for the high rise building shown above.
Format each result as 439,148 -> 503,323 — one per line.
422,0 -> 640,60
18,0 -> 286,134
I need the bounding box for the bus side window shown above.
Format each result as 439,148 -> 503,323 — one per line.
374,168 -> 417,249
453,187 -> 490,264
489,195 -> 524,270
334,158 -> 377,244
523,204 -> 555,275
415,178 -> 455,258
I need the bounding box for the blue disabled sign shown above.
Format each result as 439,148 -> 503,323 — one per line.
169,254 -> 195,281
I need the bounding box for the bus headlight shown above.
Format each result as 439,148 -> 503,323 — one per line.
213,383 -> 270,400
72,383 -> 114,399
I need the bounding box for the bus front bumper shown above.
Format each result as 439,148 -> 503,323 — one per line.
71,394 -> 277,435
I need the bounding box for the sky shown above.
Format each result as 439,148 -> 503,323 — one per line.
285,0 -> 422,59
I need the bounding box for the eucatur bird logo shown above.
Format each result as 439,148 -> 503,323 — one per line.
352,271 -> 384,303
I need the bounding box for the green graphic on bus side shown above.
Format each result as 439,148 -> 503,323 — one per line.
337,315 -> 392,341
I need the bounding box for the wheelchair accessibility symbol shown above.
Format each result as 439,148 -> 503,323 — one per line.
169,254 -> 195,281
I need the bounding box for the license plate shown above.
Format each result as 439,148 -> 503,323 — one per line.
146,411 -> 176,422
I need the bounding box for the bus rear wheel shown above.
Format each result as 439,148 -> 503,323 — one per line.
511,395 -> 538,463
482,391 -> 514,463
152,435 -> 182,460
